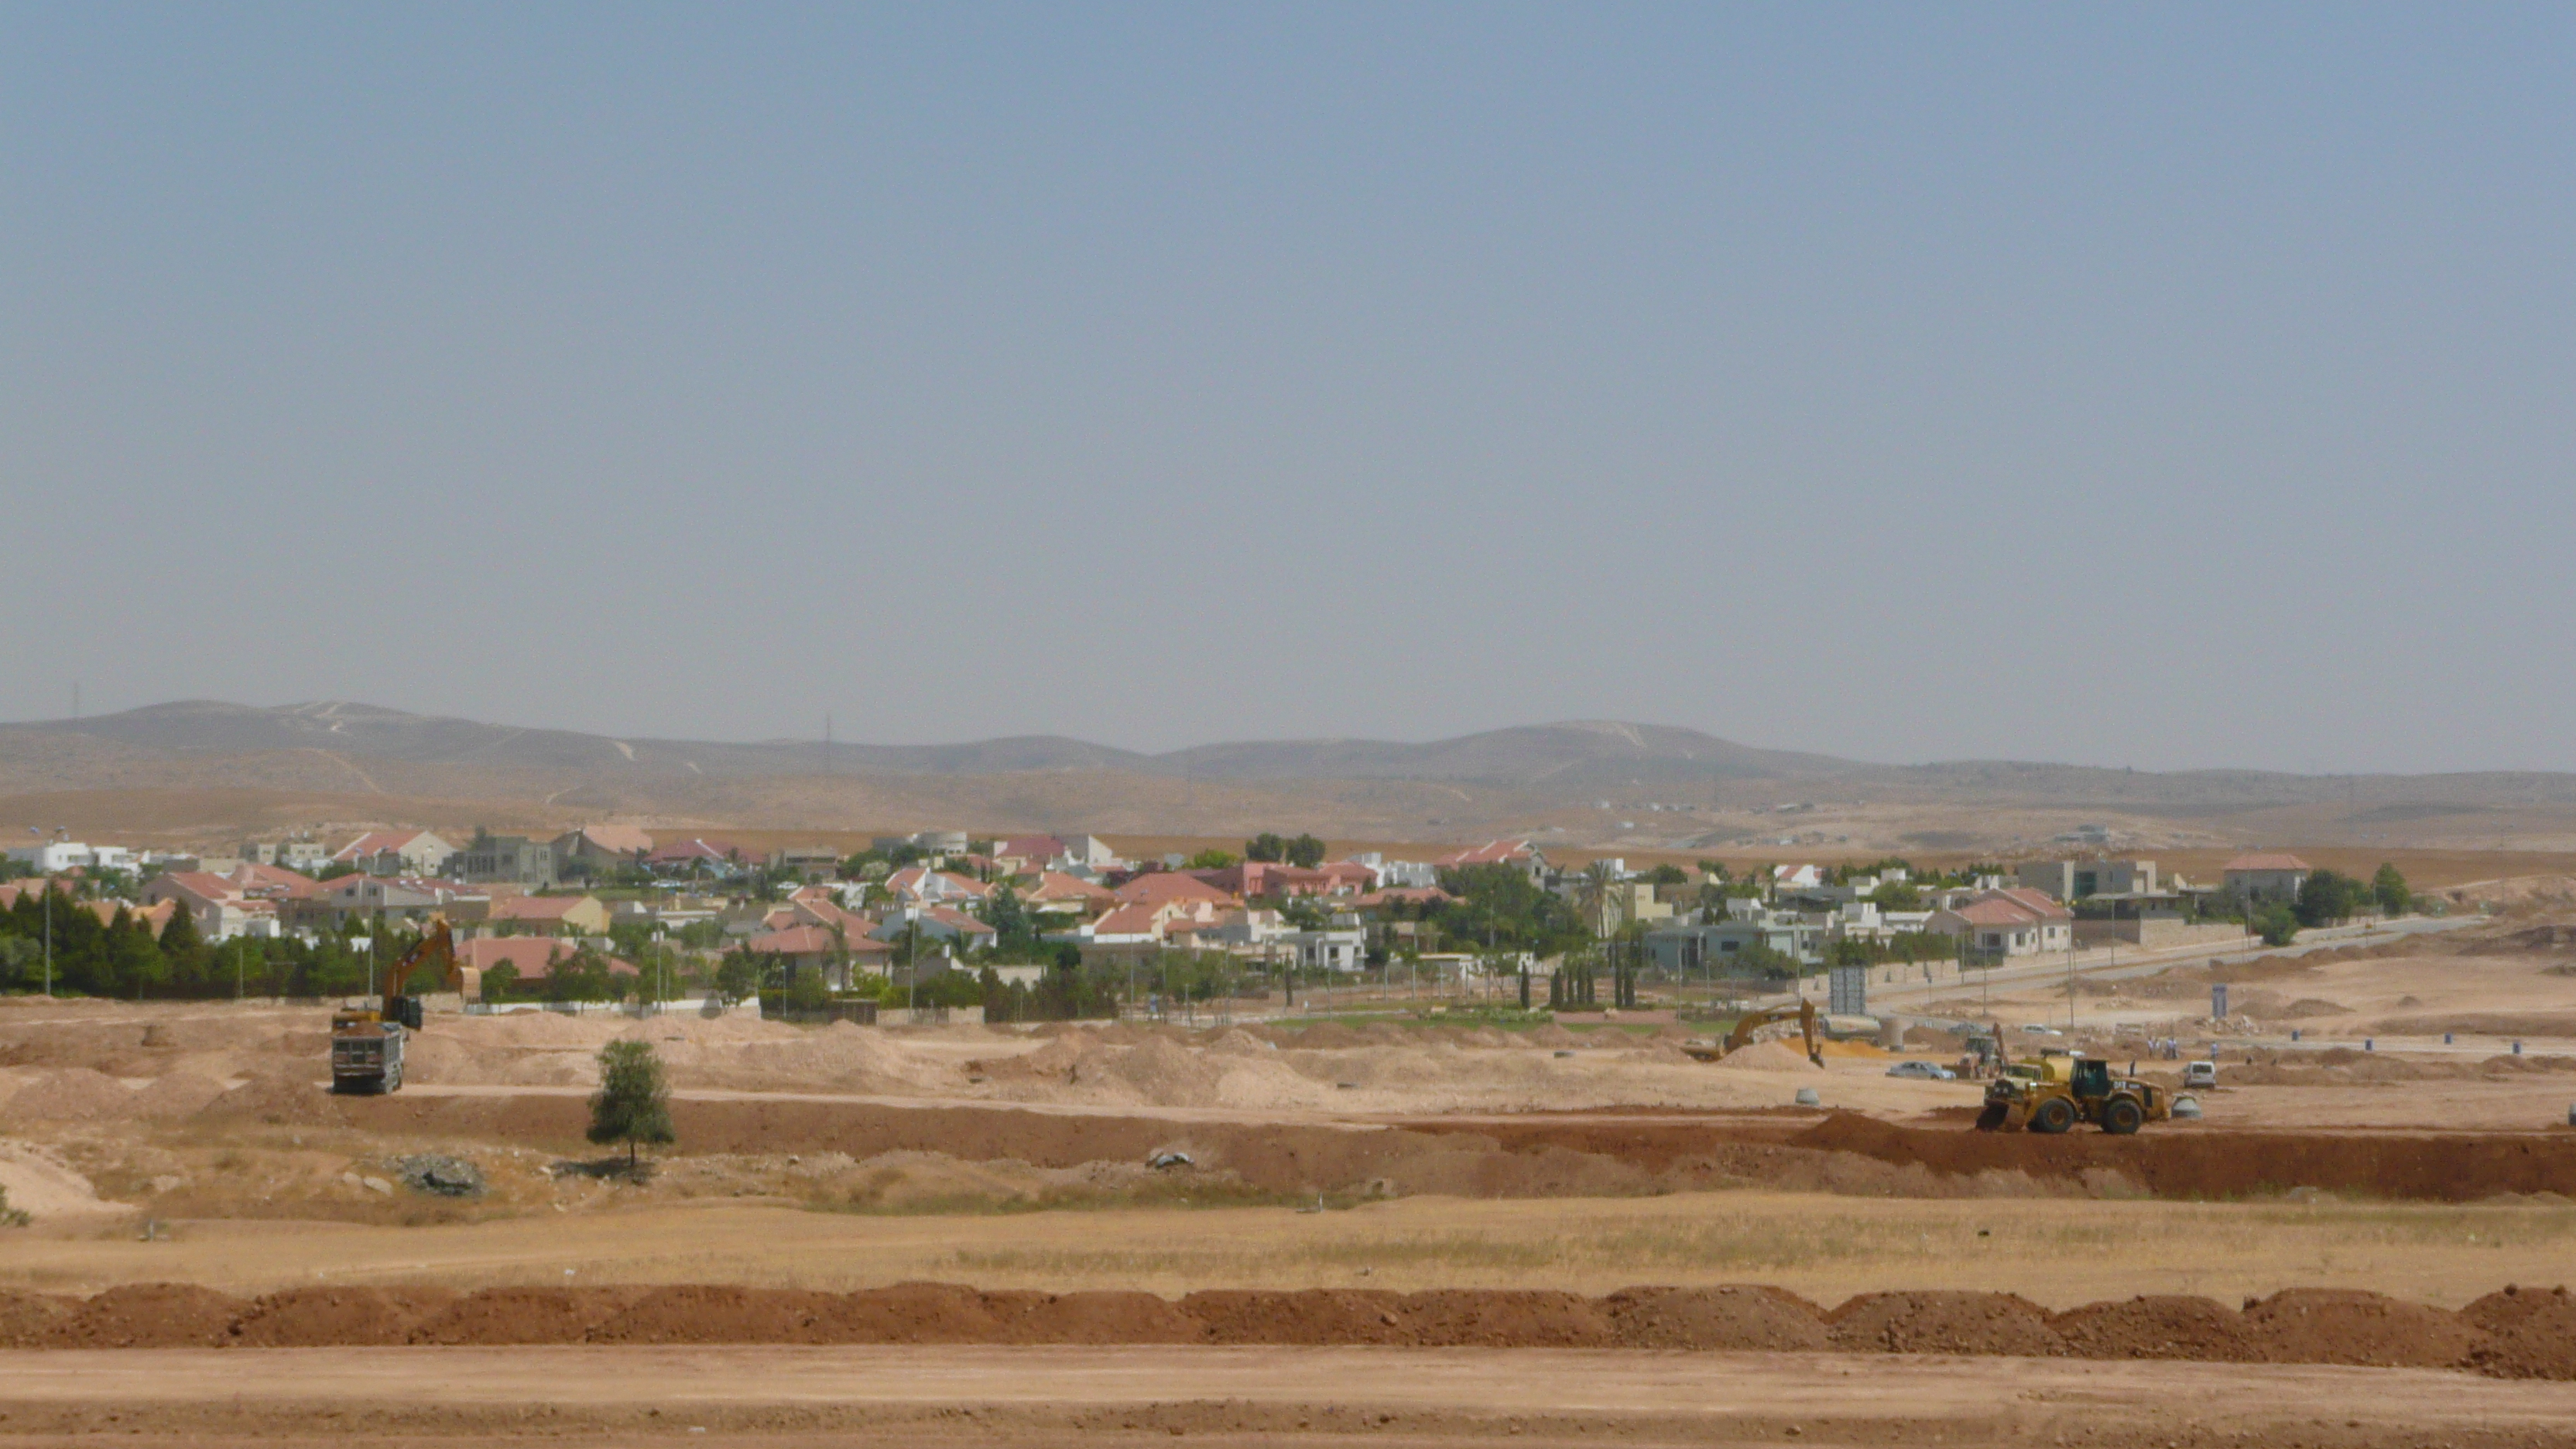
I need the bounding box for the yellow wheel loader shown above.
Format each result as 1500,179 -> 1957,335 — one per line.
1975,1051 -> 2170,1135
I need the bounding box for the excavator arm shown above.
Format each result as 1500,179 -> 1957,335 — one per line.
387,920 -> 459,995
1684,997 -> 1824,1065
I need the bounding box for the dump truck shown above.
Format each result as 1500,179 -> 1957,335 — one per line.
329,920 -> 456,1094
1680,998 -> 1823,1067
1974,1050 -> 2170,1134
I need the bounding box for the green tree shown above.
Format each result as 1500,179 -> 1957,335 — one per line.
982,883 -> 1037,954
480,961 -> 521,1002
105,911 -> 168,999
1573,860 -> 1626,941
2255,904 -> 2300,947
587,1040 -> 675,1168
1643,863 -> 1689,886
1868,880 -> 1923,910
2294,870 -> 2360,928
1183,848 -> 1239,870
156,905 -> 204,969
1244,833 -> 1286,864
713,946 -> 761,1005
1283,833 -> 1327,869
2371,864 -> 2410,918
784,965 -> 830,1014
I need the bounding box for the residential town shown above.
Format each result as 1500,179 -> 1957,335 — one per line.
0,823 -> 2407,1017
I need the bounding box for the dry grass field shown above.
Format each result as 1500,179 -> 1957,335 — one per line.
0,897 -> 2573,1445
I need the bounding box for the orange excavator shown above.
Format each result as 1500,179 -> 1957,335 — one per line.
1681,997 -> 1824,1066
329,920 -> 459,1094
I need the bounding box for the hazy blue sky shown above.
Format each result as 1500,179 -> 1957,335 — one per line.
5,5 -> 2570,772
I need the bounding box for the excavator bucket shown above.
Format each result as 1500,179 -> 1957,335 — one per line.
1974,1102 -> 2009,1132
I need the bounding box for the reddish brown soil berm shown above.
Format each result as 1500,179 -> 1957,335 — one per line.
0,1283 -> 2564,1377
1786,1114 -> 2576,1201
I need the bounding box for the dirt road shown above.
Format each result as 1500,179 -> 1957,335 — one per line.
0,1345 -> 2568,1447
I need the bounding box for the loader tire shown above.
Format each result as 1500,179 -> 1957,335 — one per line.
2031,1097 -> 2078,1135
2102,1097 -> 2143,1135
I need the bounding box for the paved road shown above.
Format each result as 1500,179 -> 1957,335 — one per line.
1865,914 -> 2481,1016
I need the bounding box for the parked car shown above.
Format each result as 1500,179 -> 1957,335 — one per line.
1886,1060 -> 1957,1081
2183,1060 -> 2218,1088
2019,1024 -> 2062,1036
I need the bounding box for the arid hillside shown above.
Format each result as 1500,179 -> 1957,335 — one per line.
12,701 -> 2576,852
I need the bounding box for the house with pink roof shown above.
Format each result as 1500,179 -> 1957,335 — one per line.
1928,889 -> 2074,958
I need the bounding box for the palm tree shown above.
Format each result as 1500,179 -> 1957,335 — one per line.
1574,860 -> 1629,943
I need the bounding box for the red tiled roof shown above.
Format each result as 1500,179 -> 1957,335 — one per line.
1024,870 -> 1111,903
226,862 -> 324,899
917,905 -> 995,935
1111,872 -> 1234,906
1994,887 -> 2072,920
155,871 -> 242,903
461,937 -> 572,972
2224,852 -> 2312,872
1087,903 -> 1166,938
747,925 -> 835,955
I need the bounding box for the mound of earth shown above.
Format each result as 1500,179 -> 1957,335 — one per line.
195,1074 -> 340,1125
128,1070 -> 234,1118
2049,1295 -> 2255,1360
53,1283 -> 242,1348
1601,1285 -> 1831,1350
1825,1290 -> 2063,1355
0,1281 -> 2567,1375
5,1067 -> 135,1122
2239,1288 -> 2485,1368
228,1287 -> 461,1347
407,1286 -> 648,1345
2460,1285 -> 2576,1379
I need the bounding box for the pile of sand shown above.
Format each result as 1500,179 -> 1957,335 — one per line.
1102,1037 -> 1224,1107
127,1071 -> 235,1120
3,1068 -> 137,1122
0,1142 -> 125,1221
194,1075 -> 341,1125
1710,1040 -> 1823,1074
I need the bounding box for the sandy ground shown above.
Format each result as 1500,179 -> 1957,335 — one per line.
0,914 -> 2571,1443
0,1344 -> 2570,1447
0,1194 -> 2566,1309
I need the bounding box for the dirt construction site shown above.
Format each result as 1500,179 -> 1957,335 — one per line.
2,906 -> 2576,1446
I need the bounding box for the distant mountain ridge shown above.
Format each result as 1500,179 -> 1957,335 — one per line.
11,701 -> 2576,814
0,701 -> 1868,787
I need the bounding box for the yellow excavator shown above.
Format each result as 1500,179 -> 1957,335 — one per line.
329,920 -> 458,1094
1681,998 -> 1823,1066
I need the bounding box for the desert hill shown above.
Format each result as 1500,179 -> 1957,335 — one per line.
9,701 -> 2576,855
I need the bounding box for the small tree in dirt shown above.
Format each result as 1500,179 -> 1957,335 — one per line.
2254,903 -> 2300,948
587,1040 -> 674,1169
2372,863 -> 2410,918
